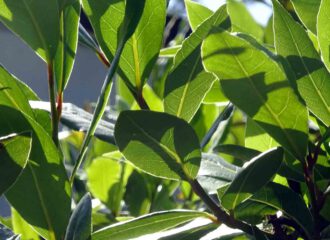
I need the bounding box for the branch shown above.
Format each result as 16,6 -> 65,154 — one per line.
47,63 -> 59,147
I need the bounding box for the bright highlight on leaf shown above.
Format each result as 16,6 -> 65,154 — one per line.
272,0 -> 330,127
202,28 -> 308,161
0,0 -> 60,62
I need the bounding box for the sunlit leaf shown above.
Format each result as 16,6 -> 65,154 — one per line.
202,28 -> 308,160
92,210 -> 212,240
273,0 -> 330,126
317,0 -> 330,73
221,148 -> 283,209
115,111 -> 201,180
0,133 -> 31,196
0,0 -> 60,62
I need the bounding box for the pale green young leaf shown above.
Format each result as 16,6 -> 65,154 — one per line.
54,1 -> 80,92
115,111 -> 201,181
291,0 -> 321,34
272,0 -> 330,126
245,118 -> 278,152
87,154 -> 132,215
92,210 -> 211,240
160,45 -> 181,58
317,0 -> 330,73
185,0 -> 213,31
202,29 -> 308,160
221,148 -> 283,210
82,0 -> 166,89
0,0 -> 60,62
0,132 -> 31,196
164,5 -> 229,122
12,208 -> 39,240
227,0 -> 263,42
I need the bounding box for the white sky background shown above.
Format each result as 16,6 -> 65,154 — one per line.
199,0 -> 272,26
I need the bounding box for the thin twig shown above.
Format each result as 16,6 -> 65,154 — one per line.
47,63 -> 59,147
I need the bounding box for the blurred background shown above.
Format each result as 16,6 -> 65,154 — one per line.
0,0 -> 272,219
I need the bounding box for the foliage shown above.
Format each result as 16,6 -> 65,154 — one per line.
0,0 -> 330,239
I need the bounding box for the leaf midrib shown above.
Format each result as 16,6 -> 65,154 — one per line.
28,163 -> 56,240
22,0 -> 50,62
221,35 -> 302,159
277,9 -> 330,115
125,115 -> 184,169
94,213 -> 202,238
176,55 -> 201,119
132,34 -> 142,89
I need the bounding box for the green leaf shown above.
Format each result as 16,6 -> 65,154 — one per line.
92,210 -> 212,240
0,66 -> 71,240
82,0 -> 166,89
160,45 -> 181,58
164,5 -> 230,122
12,207 -> 39,240
317,0 -> 330,73
0,0 -> 60,62
245,182 -> 313,238
214,144 -> 260,162
159,223 -> 218,240
124,171 -> 151,216
291,0 -> 321,34
221,148 -> 284,210
245,118 -> 278,152
65,193 -> 92,240
272,0 -> 330,126
185,0 -> 213,31
234,200 -> 277,225
0,132 -> 31,196
115,111 -> 201,180
227,0 -> 263,42
198,153 -> 241,193
54,1 -> 80,92
87,155 -> 132,215
202,28 -> 308,160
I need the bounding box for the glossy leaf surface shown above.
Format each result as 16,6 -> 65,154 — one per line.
291,0 -> 321,34
115,111 -> 201,180
317,0 -> 330,72
221,148 -> 283,209
92,210 -> 211,240
55,1 -> 80,92
0,0 -> 60,62
273,0 -> 330,126
0,133 -> 31,196
164,5 -> 229,122
0,66 -> 71,240
227,0 -> 263,41
82,0 -> 166,88
202,29 -> 308,160
185,0 -> 213,31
